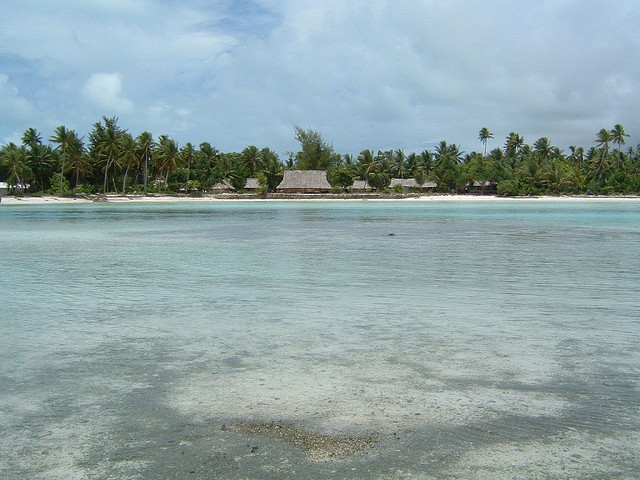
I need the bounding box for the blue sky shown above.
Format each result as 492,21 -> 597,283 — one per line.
1,0 -> 639,157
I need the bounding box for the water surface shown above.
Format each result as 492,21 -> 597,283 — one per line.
1,200 -> 639,479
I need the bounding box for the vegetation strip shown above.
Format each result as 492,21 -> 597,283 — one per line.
1,121 -> 637,197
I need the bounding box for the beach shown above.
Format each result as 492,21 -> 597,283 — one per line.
2,193 -> 640,205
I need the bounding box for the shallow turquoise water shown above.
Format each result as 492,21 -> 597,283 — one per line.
1,200 -> 639,479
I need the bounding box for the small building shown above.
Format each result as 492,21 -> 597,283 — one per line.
467,181 -> 497,194
210,179 -> 236,193
390,178 -> 418,193
244,177 -> 261,192
276,170 -> 332,193
419,181 -> 438,191
390,178 -> 438,193
0,182 -> 8,197
351,179 -> 372,192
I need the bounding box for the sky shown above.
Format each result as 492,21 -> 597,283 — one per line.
1,0 -> 639,158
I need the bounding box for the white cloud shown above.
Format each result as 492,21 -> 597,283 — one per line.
0,74 -> 34,120
81,73 -> 133,114
0,0 -> 639,153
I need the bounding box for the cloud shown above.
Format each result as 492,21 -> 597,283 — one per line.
81,73 -> 133,114
0,74 -> 35,142
0,0 -> 639,154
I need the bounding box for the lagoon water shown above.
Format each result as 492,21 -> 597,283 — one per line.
1,199 -> 639,479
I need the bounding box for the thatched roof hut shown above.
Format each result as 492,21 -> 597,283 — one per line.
276,170 -> 332,193
244,177 -> 260,191
467,180 -> 497,194
210,179 -> 235,193
390,178 -> 437,192
351,179 -> 372,192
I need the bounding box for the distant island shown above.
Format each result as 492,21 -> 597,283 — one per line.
1,119 -> 637,198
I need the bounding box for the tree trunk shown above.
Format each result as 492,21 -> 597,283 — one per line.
143,151 -> 148,194
122,164 -> 130,194
59,147 -> 65,195
185,159 -> 191,192
103,156 -> 110,194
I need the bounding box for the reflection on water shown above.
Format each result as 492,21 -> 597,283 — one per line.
1,200 -> 639,479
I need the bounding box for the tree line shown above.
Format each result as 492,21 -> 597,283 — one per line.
1,118 -> 638,196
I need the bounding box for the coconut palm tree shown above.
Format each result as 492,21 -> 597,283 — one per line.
240,145 -> 264,176
504,132 -> 525,158
136,131 -> 153,193
1,143 -> 30,192
50,125 -> 74,195
88,116 -> 125,194
22,127 -> 42,149
593,128 -> 612,179
392,149 -> 406,178
65,134 -> 91,188
419,150 -> 433,173
611,124 -> 629,151
155,135 -> 180,189
180,142 -> 196,191
478,127 -> 493,156
357,149 -> 375,183
533,137 -> 553,160
261,148 -> 283,191
120,133 -> 138,193
21,128 -> 54,192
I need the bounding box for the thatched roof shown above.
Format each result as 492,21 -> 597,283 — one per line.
244,177 -> 260,189
390,178 -> 419,188
211,179 -> 235,191
351,179 -> 372,190
390,178 -> 437,189
471,181 -> 496,187
277,170 -> 332,191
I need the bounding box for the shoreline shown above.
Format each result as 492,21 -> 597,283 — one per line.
1,193 -> 640,205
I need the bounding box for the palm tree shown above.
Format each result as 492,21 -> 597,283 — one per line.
611,124 -> 629,151
419,150 -> 433,173
478,127 -> 493,156
136,131 -> 153,193
65,134 -> 91,188
593,128 -> 612,179
88,116 -> 125,194
120,133 -> 138,193
567,146 -> 584,168
155,135 -> 180,189
21,128 -> 54,192
181,142 -> 196,191
240,145 -> 264,176
533,137 -> 553,160
504,132 -> 525,157
22,127 -> 42,149
392,149 -> 406,178
357,149 -> 375,183
1,143 -> 30,192
261,148 -> 283,191
50,125 -> 74,195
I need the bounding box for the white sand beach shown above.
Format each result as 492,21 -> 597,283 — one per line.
1,193 -> 640,205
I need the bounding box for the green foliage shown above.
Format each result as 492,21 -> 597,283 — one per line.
48,173 -> 72,196
497,179 -> 520,196
393,183 -> 404,194
256,173 -> 269,195
3,120 -> 639,197
293,125 -> 336,170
